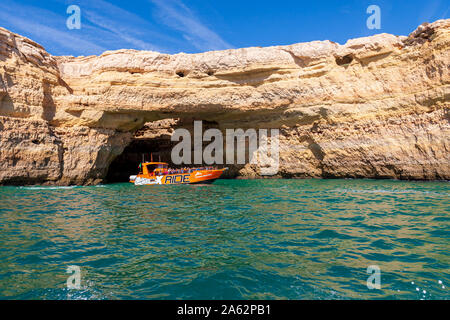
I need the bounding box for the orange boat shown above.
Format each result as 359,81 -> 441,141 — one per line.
129,162 -> 227,185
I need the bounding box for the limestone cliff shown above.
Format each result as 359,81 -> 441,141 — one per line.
0,20 -> 449,185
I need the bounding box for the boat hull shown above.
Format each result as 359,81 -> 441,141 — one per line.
132,169 -> 225,185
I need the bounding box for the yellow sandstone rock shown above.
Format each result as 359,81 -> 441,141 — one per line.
0,20 -> 448,184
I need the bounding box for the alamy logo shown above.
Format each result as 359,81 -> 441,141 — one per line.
66,265 -> 81,289
366,265 -> 381,289
171,121 -> 279,175
366,5 -> 381,30
66,5 -> 81,30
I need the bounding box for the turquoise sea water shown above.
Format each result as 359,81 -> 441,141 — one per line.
0,179 -> 448,300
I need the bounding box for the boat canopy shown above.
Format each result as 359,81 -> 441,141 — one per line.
142,162 -> 168,168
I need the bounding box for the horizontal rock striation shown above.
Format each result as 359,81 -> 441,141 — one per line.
0,20 -> 449,185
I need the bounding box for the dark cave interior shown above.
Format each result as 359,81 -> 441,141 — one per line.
105,119 -> 245,183
105,137 -> 175,183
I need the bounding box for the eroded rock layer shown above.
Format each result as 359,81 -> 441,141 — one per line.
0,20 -> 449,185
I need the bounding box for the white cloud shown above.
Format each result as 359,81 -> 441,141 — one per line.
75,0 -> 180,52
0,2 -> 107,55
418,0 -> 442,23
0,0 -> 176,55
149,0 -> 233,51
0,0 -> 232,55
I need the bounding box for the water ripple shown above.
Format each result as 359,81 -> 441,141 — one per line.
0,179 -> 448,299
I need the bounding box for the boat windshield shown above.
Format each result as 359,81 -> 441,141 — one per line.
145,164 -> 157,173
145,164 -> 168,173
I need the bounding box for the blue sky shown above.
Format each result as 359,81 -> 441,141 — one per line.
0,0 -> 448,56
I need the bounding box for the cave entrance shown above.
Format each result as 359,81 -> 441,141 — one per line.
105,118 -> 238,183
105,139 -> 173,182
105,119 -> 177,183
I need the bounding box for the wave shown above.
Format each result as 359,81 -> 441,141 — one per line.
330,188 -> 449,197
19,186 -> 77,190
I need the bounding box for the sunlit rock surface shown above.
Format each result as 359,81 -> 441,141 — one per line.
0,20 -> 449,185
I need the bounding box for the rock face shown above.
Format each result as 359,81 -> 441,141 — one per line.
0,20 -> 449,185
0,28 -> 131,185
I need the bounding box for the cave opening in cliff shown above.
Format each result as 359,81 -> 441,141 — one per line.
105,120 -> 178,183
335,54 -> 354,66
105,118 -> 230,183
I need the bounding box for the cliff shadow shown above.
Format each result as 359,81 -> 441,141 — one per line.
0,92 -> 14,116
0,74 -> 15,117
214,68 -> 282,87
42,80 -> 56,121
